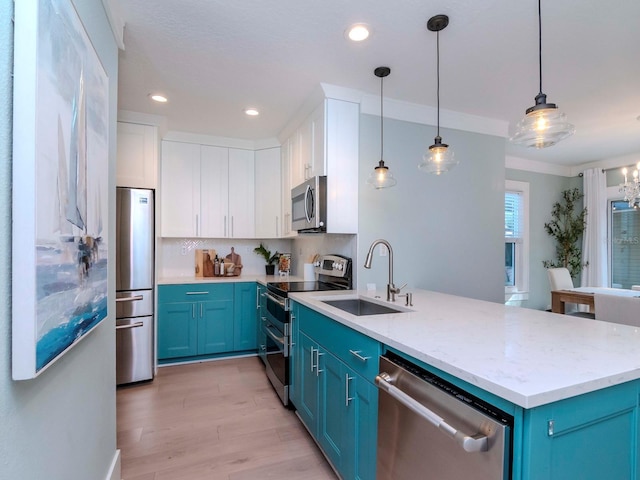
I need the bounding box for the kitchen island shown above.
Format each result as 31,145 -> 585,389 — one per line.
289,288 -> 640,479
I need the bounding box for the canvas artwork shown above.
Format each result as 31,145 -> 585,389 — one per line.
12,0 -> 109,379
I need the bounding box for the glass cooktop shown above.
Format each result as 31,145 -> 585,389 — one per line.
267,281 -> 344,296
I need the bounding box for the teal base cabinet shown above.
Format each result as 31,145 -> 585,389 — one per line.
256,284 -> 267,363
290,302 -> 379,480
233,282 -> 257,351
520,379 -> 640,479
158,282 -> 258,362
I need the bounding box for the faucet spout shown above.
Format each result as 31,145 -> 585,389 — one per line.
364,239 -> 397,301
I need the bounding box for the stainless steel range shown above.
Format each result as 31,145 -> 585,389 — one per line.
262,254 -> 352,406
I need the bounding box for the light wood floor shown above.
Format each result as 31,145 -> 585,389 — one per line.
117,356 -> 337,480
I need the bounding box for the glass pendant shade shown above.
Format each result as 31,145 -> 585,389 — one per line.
367,160 -> 397,189
418,136 -> 457,175
420,15 -> 457,175
368,66 -> 396,189
510,0 -> 575,148
510,94 -> 575,148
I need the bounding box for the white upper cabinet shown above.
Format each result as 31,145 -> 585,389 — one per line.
161,140 -> 255,238
116,122 -> 158,188
282,98 -> 359,235
200,145 -> 229,237
280,139 -> 295,237
161,140 -> 201,237
228,148 -> 255,238
255,147 -> 282,238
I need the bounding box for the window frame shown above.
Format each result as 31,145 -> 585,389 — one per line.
505,180 -> 530,303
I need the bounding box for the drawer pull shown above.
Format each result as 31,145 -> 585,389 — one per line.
349,350 -> 371,362
186,291 -> 209,295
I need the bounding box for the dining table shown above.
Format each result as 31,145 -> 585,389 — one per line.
551,286 -> 640,314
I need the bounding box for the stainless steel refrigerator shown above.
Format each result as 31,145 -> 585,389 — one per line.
116,187 -> 155,385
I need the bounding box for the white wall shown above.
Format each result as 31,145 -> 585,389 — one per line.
357,115 -> 505,302
0,1 -> 119,478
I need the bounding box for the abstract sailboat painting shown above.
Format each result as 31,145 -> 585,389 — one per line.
12,0 -> 109,379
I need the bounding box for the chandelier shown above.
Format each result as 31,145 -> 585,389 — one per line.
619,163 -> 640,207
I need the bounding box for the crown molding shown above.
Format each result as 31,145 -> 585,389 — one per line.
100,0 -> 125,50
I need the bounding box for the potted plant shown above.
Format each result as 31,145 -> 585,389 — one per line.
542,188 -> 588,279
254,243 -> 279,275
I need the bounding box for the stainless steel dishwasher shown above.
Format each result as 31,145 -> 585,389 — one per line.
376,353 -> 513,480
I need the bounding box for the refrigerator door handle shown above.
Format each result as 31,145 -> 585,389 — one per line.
116,321 -> 144,330
116,295 -> 144,303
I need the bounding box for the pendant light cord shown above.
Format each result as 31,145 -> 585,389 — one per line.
380,73 -> 384,161
436,29 -> 440,138
538,0 -> 543,95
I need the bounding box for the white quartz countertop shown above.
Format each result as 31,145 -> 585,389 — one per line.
289,289 -> 640,409
158,274 -> 303,286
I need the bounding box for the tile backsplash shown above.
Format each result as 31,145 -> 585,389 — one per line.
158,234 -> 356,279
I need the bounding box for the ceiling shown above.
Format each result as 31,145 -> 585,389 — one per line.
116,0 -> 640,167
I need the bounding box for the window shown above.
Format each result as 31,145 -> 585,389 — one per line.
610,201 -> 640,289
505,181 -> 529,303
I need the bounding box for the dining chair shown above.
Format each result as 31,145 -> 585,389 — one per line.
595,293 -> 640,327
547,267 -> 595,318
547,267 -> 574,291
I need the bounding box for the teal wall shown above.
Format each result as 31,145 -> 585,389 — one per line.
506,168 -> 582,310
358,115 -> 505,303
0,1 -> 119,478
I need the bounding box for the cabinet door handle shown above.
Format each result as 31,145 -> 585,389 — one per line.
349,350 -> 371,362
231,216 -> 234,237
192,304 -> 196,319
345,374 -> 354,406
275,216 -> 279,237
310,346 -> 316,373
200,303 -> 203,318
224,215 -> 227,237
195,214 -> 199,237
316,350 -> 324,376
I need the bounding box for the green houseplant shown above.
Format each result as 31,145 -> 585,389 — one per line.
542,188 -> 588,279
254,243 -> 279,275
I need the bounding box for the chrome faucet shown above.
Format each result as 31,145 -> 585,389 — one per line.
364,239 -> 405,302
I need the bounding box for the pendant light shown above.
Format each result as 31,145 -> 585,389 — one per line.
367,66 -> 397,189
509,0 -> 575,148
418,14 -> 457,175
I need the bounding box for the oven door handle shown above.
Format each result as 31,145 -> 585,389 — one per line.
264,323 -> 288,357
265,291 -> 288,310
375,372 -> 488,453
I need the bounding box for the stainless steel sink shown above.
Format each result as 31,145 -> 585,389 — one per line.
322,298 -> 405,316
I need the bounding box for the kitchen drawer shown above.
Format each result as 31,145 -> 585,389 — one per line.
298,305 -> 380,382
158,283 -> 234,303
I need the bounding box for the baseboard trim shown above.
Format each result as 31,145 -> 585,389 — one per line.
106,449 -> 121,480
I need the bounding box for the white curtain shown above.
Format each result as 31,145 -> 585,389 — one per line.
581,168 -> 608,287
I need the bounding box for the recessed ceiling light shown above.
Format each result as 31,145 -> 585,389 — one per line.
245,108 -> 260,116
149,94 -> 168,103
345,23 -> 370,42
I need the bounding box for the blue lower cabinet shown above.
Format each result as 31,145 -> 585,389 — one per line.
256,284 -> 267,364
158,283 -> 255,361
351,373 -> 377,480
157,301 -> 197,359
233,282 -> 258,351
291,302 -> 378,480
297,332 -> 320,431
198,299 -> 233,354
520,379 -> 640,479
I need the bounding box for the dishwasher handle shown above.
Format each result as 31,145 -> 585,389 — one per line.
375,372 -> 488,454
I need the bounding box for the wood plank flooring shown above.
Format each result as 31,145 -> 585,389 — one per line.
117,356 -> 337,480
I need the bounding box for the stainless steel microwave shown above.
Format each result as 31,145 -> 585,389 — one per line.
291,176 -> 327,232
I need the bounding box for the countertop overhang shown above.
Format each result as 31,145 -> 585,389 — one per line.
289,289 -> 640,409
